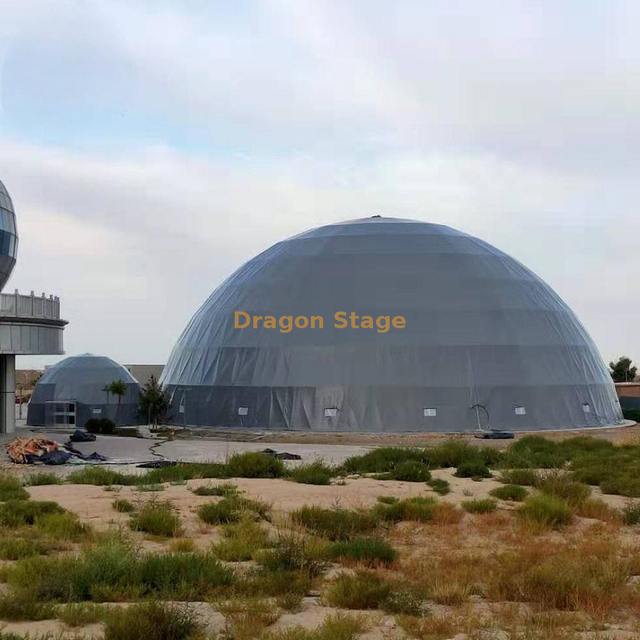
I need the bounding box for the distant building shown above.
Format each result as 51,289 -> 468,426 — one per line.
124,365 -> 164,387
0,179 -> 67,433
615,382 -> 640,398
28,354 -> 141,428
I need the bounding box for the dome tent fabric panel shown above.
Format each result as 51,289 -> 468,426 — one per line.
27,354 -> 141,428
160,217 -> 623,432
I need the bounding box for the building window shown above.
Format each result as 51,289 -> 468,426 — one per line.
238,407 -> 249,416
582,403 -> 591,413
324,408 -> 338,418
423,408 -> 437,417
515,406 -> 526,416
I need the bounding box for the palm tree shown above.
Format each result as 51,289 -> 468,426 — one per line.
106,379 -> 127,426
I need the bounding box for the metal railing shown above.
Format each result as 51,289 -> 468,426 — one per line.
0,290 -> 61,320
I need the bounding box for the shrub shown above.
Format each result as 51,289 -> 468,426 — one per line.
376,496 -> 398,505
236,568 -> 312,600
323,571 -> 392,609
461,498 -> 498,514
0,538 -> 50,560
225,452 -> 286,478
599,471 -> 640,498
67,467 -> 139,486
0,475 -> 28,501
143,462 -> 226,484
263,612 -> 367,640
212,517 -> 271,561
576,498 -> 621,523
130,502 -> 182,537
37,512 -> 90,541
427,439 -> 500,468
0,592 -> 55,621
427,478 -> 451,495
256,531 -> 328,577
7,541 -> 234,601
454,461 -> 491,479
135,483 -> 165,492
342,447 -> 429,474
0,500 -> 65,527
389,461 -> 431,482
217,598 -> 280,639
191,483 -> 238,497
289,462 -> 334,485
499,544 -> 632,616
103,601 -> 200,640
498,468 -> 539,486
57,602 -> 107,627
490,484 -> 528,502
112,499 -> 135,513
328,538 -> 397,566
381,588 -> 426,616
518,494 -> 573,529
375,496 -> 460,524
500,436 -> 567,469
536,472 -> 591,507
24,472 -> 62,486
622,501 -> 640,525
198,496 -> 268,525
292,506 -> 378,541
85,418 -> 116,435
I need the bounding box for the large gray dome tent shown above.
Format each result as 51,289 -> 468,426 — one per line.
160,217 -> 623,433
28,354 -> 141,428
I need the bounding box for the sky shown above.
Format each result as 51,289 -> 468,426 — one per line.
0,0 -> 638,369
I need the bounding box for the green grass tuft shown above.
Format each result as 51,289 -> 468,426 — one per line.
198,496 -> 269,525
454,461 -> 492,479
211,517 -> 271,561
0,475 -> 28,501
289,462 -> 334,485
130,502 -> 182,537
191,483 -> 238,497
518,494 -> 573,529
0,500 -> 65,527
24,472 -> 63,486
498,468 -> 539,486
427,478 -> 451,495
328,537 -> 397,566
112,499 -> 135,513
103,601 -> 200,640
536,472 -> 591,507
461,498 -> 498,514
292,506 -> 378,541
489,484 -> 528,502
0,538 -> 50,560
67,467 -> 140,486
7,540 -> 235,602
225,452 -> 286,479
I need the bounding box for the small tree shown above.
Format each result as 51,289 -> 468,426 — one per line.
138,375 -> 171,430
106,379 -> 127,426
610,356 -> 638,383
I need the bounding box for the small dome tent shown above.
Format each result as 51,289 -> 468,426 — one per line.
27,354 -> 141,428
160,216 -> 623,433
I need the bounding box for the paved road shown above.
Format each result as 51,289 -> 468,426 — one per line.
6,428 -> 371,467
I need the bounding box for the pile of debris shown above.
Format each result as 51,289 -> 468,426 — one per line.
5,432 -> 108,465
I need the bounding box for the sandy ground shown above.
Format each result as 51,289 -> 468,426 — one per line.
0,469 -> 637,640
26,468 -> 630,541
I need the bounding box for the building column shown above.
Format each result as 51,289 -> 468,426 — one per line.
0,354 -> 15,434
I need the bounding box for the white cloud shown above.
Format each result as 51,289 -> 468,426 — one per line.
0,0 -> 639,368
1,137 -> 638,369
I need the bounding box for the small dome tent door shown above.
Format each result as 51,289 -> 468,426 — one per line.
44,401 -> 76,427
